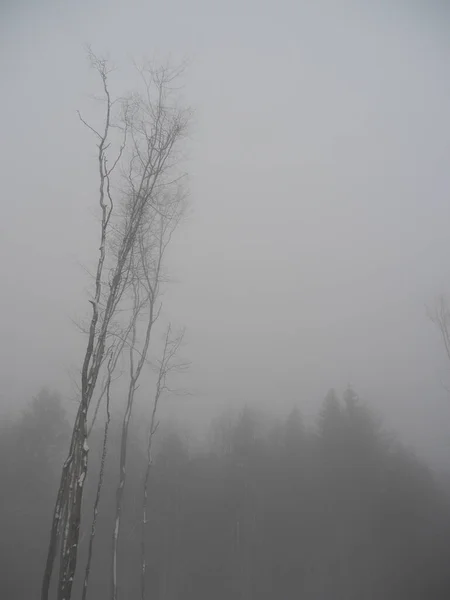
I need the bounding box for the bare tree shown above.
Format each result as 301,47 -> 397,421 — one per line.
111,189 -> 184,600
41,52 -> 190,600
140,325 -> 187,600
428,295 -> 450,363
81,328 -> 129,600
428,295 -> 450,400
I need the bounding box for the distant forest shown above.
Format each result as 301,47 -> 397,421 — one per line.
1,386 -> 450,599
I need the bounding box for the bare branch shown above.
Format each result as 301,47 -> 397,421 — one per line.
428,295 -> 450,399
77,110 -> 103,140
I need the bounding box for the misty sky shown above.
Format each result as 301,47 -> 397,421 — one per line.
1,0 -> 450,465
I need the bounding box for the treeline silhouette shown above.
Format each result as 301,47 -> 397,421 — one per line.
1,387 -> 450,599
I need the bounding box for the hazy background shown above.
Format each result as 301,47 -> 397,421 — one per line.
1,0 -> 450,465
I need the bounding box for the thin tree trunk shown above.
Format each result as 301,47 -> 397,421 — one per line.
111,383 -> 135,600
82,358 -> 114,600
140,388 -> 160,600
41,452 -> 72,598
58,409 -> 89,600
140,325 -> 185,600
140,459 -> 152,600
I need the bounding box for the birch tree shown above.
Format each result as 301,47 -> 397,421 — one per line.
140,325 -> 187,600
111,186 -> 185,600
82,335 -> 127,600
41,52 -> 190,600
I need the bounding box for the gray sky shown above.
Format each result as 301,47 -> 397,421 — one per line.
1,0 -> 450,464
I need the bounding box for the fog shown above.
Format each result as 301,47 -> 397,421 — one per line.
1,1 -> 450,598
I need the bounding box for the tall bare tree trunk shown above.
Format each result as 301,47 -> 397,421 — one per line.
140,326 -> 185,600
82,341 -> 126,600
